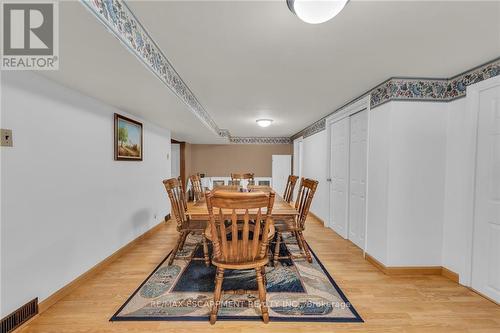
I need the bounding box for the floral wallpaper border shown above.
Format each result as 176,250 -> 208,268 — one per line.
293,57 -> 500,139
229,136 -> 291,144
80,0 -> 227,136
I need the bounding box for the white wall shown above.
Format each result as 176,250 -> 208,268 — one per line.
366,101 -> 448,266
299,101 -> 448,267
365,102 -> 391,263
385,101 -> 447,266
0,72 -> 171,316
301,131 -> 329,221
442,97 -> 478,284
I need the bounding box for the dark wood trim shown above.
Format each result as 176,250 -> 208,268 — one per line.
180,142 -> 186,189
171,139 -> 186,189
114,113 -> 143,161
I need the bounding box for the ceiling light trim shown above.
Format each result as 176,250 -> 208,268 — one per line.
293,57 -> 500,139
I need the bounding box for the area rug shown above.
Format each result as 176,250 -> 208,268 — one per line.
111,234 -> 363,322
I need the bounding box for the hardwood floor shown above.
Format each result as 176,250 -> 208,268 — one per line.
19,216 -> 500,332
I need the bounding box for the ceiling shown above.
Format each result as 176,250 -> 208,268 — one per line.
41,0 -> 500,143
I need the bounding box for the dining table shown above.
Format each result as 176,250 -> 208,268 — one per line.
186,185 -> 298,224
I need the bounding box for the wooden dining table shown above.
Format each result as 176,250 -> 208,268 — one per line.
187,185 -> 298,223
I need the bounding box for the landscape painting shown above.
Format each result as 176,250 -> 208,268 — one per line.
114,114 -> 143,161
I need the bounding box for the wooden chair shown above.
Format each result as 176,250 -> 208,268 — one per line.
189,174 -> 204,202
273,178 -> 318,263
230,173 -> 255,186
205,190 -> 275,324
283,175 -> 299,203
163,178 -> 210,266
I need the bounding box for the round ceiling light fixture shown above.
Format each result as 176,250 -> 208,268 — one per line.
256,119 -> 273,127
287,0 -> 349,24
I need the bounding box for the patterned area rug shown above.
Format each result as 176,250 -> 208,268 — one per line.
111,234 -> 363,322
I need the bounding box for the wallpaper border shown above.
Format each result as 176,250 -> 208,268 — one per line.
292,57 -> 499,139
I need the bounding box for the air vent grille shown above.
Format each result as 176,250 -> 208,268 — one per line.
1,298 -> 38,333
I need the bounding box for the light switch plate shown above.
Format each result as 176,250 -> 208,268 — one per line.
1,129 -> 13,147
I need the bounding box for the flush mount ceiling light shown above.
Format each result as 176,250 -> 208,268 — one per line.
287,0 -> 349,24
256,119 -> 273,127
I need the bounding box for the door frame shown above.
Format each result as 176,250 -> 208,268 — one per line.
326,95 -> 371,251
465,75 -> 500,287
171,139 -> 186,189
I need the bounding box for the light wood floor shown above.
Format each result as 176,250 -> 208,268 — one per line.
19,216 -> 500,333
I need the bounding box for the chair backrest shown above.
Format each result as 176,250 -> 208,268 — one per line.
283,175 -> 299,203
189,174 -> 203,201
295,178 -> 319,228
205,191 -> 275,264
163,178 -> 188,229
231,173 -> 255,186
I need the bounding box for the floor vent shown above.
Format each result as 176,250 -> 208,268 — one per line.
0,298 -> 38,333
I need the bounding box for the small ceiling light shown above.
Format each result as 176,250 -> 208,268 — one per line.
256,119 -> 273,127
287,0 -> 348,24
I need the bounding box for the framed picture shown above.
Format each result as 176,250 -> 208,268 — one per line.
114,113 -> 143,161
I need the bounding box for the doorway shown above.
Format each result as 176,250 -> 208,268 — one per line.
171,139 -> 186,188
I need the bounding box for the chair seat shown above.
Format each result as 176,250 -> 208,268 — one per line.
212,254 -> 269,270
274,219 -> 301,231
212,239 -> 269,269
180,218 -> 207,231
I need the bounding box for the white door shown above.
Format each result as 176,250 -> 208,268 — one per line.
471,82 -> 500,303
348,110 -> 368,249
272,155 -> 292,196
171,143 -> 180,178
329,118 -> 350,238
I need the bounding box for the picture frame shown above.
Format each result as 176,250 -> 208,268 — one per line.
114,113 -> 143,161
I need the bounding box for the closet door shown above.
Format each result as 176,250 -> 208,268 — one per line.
329,118 -> 350,238
348,110 -> 368,249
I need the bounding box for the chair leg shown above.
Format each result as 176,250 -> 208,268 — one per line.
178,231 -> 189,251
255,267 -> 270,323
210,267 -> 224,325
294,231 -> 303,250
273,232 -> 281,264
298,231 -> 313,263
168,231 -> 187,266
202,233 -> 210,267
261,266 -> 267,287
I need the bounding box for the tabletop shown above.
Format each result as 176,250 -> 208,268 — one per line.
187,185 -> 298,222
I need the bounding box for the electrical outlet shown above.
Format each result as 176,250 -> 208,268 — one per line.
1,129 -> 13,147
